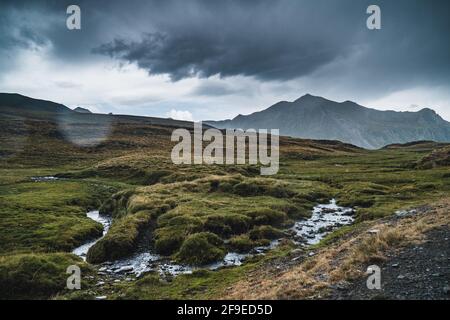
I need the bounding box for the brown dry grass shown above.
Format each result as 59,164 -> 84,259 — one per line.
221,198 -> 450,299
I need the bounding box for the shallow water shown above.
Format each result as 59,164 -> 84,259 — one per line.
30,176 -> 60,182
73,199 -> 353,276
292,199 -> 354,245
72,211 -> 111,260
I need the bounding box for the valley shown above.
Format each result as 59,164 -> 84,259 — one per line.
0,94 -> 449,300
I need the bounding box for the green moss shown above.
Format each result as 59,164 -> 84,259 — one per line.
232,181 -> 264,196
228,235 -> 264,253
99,189 -> 135,217
203,214 -> 251,236
86,211 -> 153,263
0,179 -> 113,254
177,232 -> 225,266
245,209 -> 287,227
248,225 -> 284,240
154,233 -> 185,256
154,216 -> 204,255
0,253 -> 92,299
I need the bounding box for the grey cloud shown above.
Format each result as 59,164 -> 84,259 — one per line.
88,0 -> 450,96
0,0 -> 449,103
92,0 -> 358,81
54,81 -> 82,89
192,82 -> 247,97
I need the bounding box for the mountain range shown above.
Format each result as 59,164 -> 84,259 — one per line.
2,92 -> 450,149
206,94 -> 450,149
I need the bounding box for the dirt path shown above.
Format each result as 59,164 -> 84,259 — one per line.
329,226 -> 450,300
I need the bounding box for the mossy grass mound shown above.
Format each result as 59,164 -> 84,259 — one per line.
228,235 -> 270,253
203,214 -> 251,236
0,253 -> 92,299
248,225 -> 285,240
177,232 -> 226,266
87,210 -> 154,263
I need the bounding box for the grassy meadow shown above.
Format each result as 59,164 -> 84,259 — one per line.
0,111 -> 449,299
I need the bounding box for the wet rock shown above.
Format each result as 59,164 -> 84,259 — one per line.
96,281 -> 105,286
391,263 -> 399,268
367,229 -> 380,234
114,265 -> 134,273
318,226 -> 334,233
397,274 -> 406,280
342,210 -> 355,216
443,286 -> 450,295
95,296 -> 107,300
431,273 -> 440,277
395,209 -> 417,218
293,235 -> 306,243
285,230 -> 296,237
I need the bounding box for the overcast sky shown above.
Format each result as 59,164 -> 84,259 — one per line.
1,0 -> 449,121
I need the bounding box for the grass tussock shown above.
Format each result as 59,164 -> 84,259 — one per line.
177,232 -> 225,265
0,253 -> 91,299
86,210 -> 154,263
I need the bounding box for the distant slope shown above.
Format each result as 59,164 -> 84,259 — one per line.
73,107 -> 92,114
0,93 -> 73,116
0,93 -> 362,164
0,92 -> 197,129
206,94 -> 450,149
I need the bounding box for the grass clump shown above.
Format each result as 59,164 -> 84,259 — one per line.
249,225 -> 284,240
203,214 -> 251,236
86,211 -> 153,263
231,179 -> 296,198
177,232 -> 226,266
154,215 -> 204,255
228,235 -> 270,253
0,253 -> 91,299
245,208 -> 288,227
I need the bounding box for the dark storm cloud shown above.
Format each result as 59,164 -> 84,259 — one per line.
93,0 -> 360,81
1,0 -> 449,92
89,0 -> 450,87
0,0 -> 122,62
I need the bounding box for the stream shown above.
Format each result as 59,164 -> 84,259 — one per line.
72,199 -> 354,278
72,211 -> 111,260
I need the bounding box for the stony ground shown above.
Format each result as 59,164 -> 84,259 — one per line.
330,226 -> 450,300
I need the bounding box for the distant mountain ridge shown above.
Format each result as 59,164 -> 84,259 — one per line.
73,107 -> 92,114
206,94 -> 450,149
0,93 -> 73,115
0,92 -> 202,129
